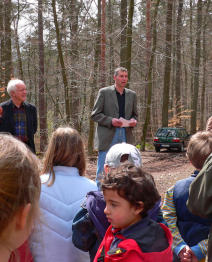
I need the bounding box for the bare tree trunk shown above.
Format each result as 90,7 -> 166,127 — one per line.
14,0 -> 24,80
4,0 -> 12,99
38,0 -> 47,153
79,39 -> 88,133
200,1 -> 210,130
190,0 -> 202,133
170,0 -> 176,115
182,41 -> 188,129
32,47 -> 38,108
125,0 -> 134,83
189,0 -> 194,130
69,0 -> 80,130
141,0 -> 160,151
100,0 -> 106,87
175,0 -> 183,124
145,0 -> 151,77
108,0 -> 115,85
52,0 -> 70,123
26,42 -> 35,104
88,0 -> 101,155
120,0 -> 127,67
162,0 -> 173,126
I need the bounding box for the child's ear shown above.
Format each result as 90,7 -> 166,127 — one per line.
135,201 -> 144,215
16,203 -> 31,230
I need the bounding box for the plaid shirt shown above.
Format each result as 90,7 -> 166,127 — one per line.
13,103 -> 28,142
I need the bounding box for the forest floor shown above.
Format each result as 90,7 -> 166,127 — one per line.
86,149 -> 194,200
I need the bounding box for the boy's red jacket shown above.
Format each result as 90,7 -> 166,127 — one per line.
94,223 -> 173,262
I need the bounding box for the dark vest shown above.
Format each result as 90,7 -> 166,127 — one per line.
173,171 -> 210,246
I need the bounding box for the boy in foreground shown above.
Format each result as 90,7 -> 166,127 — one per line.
94,164 -> 173,262
72,143 -> 143,261
72,143 -> 163,261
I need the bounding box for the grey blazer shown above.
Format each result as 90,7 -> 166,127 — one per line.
91,85 -> 138,151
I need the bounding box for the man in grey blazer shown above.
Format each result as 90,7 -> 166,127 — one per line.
91,67 -> 138,188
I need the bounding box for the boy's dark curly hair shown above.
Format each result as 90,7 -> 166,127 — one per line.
101,163 -> 160,217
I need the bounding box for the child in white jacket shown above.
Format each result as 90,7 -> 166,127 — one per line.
30,127 -> 97,262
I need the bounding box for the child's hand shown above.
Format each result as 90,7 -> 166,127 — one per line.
178,246 -> 192,262
190,254 -> 198,262
178,246 -> 199,262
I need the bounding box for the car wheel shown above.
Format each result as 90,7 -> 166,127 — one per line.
179,143 -> 184,152
155,146 -> 160,152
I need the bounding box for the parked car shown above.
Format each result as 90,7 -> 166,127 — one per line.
153,127 -> 190,152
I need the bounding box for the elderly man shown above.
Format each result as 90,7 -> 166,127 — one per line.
0,79 -> 37,153
91,67 -> 138,188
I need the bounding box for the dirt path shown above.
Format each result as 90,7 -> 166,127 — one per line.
141,151 -> 193,199
86,150 -> 194,200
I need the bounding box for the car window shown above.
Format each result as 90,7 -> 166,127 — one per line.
156,129 -> 176,137
169,130 -> 176,136
156,129 -> 168,136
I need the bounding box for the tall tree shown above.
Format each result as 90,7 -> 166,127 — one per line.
162,0 -> 173,126
189,0 -> 194,129
120,0 -> 127,67
125,0 -> 134,83
141,0 -> 160,151
100,0 -> 106,87
14,0 -> 24,80
4,0 -> 12,97
175,0 -> 183,124
52,0 -> 70,123
190,0 -> 202,133
69,0 -> 80,130
145,0 -> 151,77
88,0 -> 101,155
169,0 -> 176,114
200,0 -> 210,129
38,0 -> 47,152
108,0 -> 115,84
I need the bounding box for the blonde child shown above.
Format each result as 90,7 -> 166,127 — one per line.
94,164 -> 173,262
162,131 -> 212,262
30,127 -> 97,262
0,134 -> 41,262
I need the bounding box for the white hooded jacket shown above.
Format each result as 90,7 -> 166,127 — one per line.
30,166 -> 97,262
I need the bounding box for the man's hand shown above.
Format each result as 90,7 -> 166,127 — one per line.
129,118 -> 137,127
112,118 -> 123,127
0,106 -> 3,117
